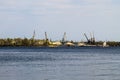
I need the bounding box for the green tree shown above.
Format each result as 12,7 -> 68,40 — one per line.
22,38 -> 30,46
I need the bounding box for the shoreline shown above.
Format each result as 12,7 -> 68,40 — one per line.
0,38 -> 120,47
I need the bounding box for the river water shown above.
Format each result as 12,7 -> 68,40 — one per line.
0,47 -> 120,80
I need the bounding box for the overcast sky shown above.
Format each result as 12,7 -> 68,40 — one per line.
0,0 -> 120,41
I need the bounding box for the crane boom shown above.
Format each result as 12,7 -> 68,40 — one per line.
84,33 -> 89,41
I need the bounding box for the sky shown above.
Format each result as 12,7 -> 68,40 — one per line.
0,0 -> 120,41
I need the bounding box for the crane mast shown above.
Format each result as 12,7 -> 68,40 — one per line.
92,32 -> 95,44
45,32 -> 48,40
62,32 -> 66,42
32,30 -> 35,40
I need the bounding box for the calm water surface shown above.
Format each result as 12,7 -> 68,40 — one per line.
0,47 -> 120,80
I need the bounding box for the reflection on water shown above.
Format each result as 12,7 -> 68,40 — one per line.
0,47 -> 120,80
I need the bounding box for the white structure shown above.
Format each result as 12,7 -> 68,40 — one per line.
103,41 -> 109,47
52,41 -> 62,46
65,42 -> 75,46
78,42 -> 86,46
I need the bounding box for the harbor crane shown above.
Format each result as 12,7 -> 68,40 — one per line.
45,32 -> 48,41
84,33 -> 91,44
44,32 -> 50,46
84,33 -> 95,44
90,32 -> 95,44
31,30 -> 36,46
32,30 -> 36,40
92,32 -> 95,44
62,32 -> 67,43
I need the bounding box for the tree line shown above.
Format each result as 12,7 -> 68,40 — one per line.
0,38 -> 47,47
0,38 -> 120,47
